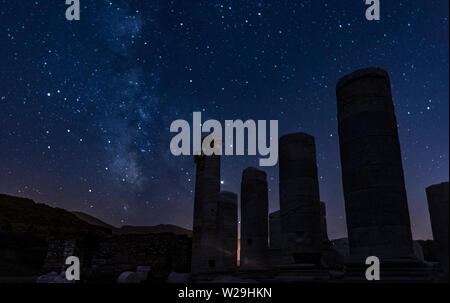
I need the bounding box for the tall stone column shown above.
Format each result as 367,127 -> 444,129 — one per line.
336,67 -> 413,259
279,133 -> 323,264
240,167 -> 269,269
191,152 -> 221,273
426,182 -> 449,279
216,191 -> 238,272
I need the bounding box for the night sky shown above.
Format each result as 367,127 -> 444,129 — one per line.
0,0 -> 448,240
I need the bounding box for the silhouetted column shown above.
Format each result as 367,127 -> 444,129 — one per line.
268,210 -> 282,266
426,182 -> 449,279
320,201 -> 329,242
336,67 -> 413,259
279,133 -> 323,264
240,167 -> 269,269
191,152 -> 221,273
216,191 -> 238,272
269,210 -> 281,249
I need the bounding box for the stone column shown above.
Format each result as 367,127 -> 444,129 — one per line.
336,67 -> 413,259
269,210 -> 282,267
426,182 -> 449,279
191,152 -> 221,273
320,201 -> 329,242
240,167 -> 269,269
279,133 -> 323,264
269,210 -> 281,249
216,191 -> 238,272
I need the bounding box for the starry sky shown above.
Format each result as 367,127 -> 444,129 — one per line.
0,0 -> 448,240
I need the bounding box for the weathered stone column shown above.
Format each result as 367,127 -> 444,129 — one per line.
191,152 -> 221,273
320,201 -> 329,242
240,167 -> 269,269
426,182 -> 449,279
216,191 -> 238,272
336,67 -> 413,259
279,133 -> 323,264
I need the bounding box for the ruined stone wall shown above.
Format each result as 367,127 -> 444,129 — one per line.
42,239 -> 79,273
42,233 -> 191,281
91,233 -> 191,278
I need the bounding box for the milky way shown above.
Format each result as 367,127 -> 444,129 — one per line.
0,0 -> 448,239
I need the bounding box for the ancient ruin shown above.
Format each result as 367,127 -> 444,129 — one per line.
191,149 -> 221,273
278,132 -> 323,264
426,182 -> 449,279
216,191 -> 238,272
336,67 -> 414,259
240,167 -> 269,269
268,211 -> 282,266
319,202 -> 329,243
22,67 -> 447,283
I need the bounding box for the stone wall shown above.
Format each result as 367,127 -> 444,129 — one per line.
42,232 -> 191,282
42,239 -> 79,273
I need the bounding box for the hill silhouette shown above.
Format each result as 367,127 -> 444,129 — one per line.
0,193 -> 192,276
72,211 -> 192,237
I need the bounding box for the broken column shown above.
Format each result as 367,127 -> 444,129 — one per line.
191,151 -> 221,273
336,67 -> 413,259
426,182 -> 449,279
320,201 -> 329,242
240,167 -> 269,269
279,133 -> 323,264
216,191 -> 238,272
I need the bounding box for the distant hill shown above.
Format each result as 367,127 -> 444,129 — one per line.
0,193 -> 192,276
72,211 -> 116,230
72,211 -> 192,237
0,193 -> 192,237
115,224 -> 192,237
0,194 -> 107,235
0,194 -> 109,276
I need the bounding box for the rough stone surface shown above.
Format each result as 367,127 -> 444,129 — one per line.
240,167 -> 269,269
90,233 -> 190,281
216,191 -> 238,272
36,271 -> 74,283
336,67 -> 413,259
42,239 -> 79,273
116,266 -> 151,283
167,272 -> 191,283
279,132 -> 323,264
426,182 -> 449,279
191,152 -> 221,274
117,271 -> 141,283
